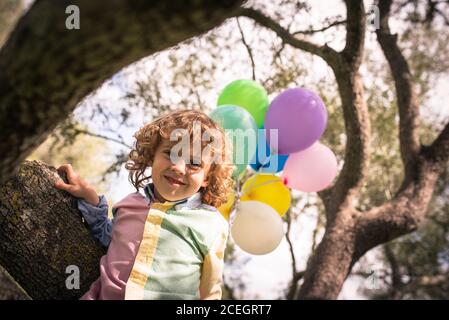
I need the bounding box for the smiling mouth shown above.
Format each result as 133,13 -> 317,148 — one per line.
164,175 -> 186,186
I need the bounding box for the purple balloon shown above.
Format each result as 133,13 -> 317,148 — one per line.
265,88 -> 327,154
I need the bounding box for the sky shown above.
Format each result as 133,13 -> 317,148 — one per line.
53,0 -> 449,299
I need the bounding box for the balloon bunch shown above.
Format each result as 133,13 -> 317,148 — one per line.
209,80 -> 338,255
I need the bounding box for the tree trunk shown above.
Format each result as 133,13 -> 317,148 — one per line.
0,160 -> 105,299
298,210 -> 357,299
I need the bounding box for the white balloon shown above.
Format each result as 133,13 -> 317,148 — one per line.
231,200 -> 284,255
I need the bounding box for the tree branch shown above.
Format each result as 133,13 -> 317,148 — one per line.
435,7 -> 449,25
317,0 -> 370,219
237,7 -> 340,66
376,0 -> 421,180
355,121 -> 448,263
383,244 -> 403,299
423,121 -> 449,167
292,19 -> 346,35
0,0 -> 243,185
355,158 -> 441,259
236,17 -> 256,81
342,0 -> 366,67
285,208 -> 300,300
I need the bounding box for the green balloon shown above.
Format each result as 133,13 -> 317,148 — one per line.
217,79 -> 269,128
210,105 -> 258,176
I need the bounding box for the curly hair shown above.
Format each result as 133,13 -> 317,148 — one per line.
126,109 -> 235,208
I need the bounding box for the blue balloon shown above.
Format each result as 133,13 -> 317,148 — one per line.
250,128 -> 288,173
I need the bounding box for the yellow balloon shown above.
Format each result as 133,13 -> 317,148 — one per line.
240,174 -> 291,216
218,193 -> 235,220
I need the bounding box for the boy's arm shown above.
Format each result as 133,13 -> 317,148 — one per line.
53,164 -> 113,247
199,226 -> 228,300
77,195 -> 113,247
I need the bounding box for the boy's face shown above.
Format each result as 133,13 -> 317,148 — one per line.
150,139 -> 212,203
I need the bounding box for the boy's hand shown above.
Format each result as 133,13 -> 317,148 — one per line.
54,164 -> 100,206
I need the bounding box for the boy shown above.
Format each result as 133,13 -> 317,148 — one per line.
55,109 -> 234,299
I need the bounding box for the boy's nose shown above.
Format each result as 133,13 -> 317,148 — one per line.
171,159 -> 186,175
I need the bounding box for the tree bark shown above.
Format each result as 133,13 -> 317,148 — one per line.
0,160 -> 106,299
0,0 -> 243,186
0,264 -> 30,300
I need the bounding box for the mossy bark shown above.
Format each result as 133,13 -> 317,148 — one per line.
0,160 -> 106,299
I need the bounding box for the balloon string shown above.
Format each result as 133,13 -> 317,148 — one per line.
240,179 -> 281,197
229,170 -> 243,224
240,144 -> 281,197
229,166 -> 259,225
229,144 -> 281,224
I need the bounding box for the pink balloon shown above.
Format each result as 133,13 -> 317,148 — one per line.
281,142 -> 337,192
